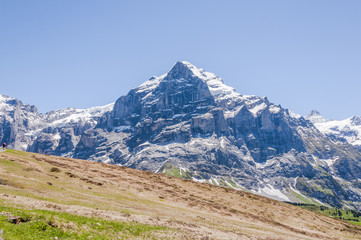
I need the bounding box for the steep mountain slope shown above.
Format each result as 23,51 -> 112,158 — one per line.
1,149 -> 361,239
1,61 -> 361,211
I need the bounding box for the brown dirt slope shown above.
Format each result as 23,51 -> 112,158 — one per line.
0,149 -> 360,239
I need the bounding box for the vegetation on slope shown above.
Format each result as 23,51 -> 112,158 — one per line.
1,149 -> 361,239
287,203 -> 361,226
0,203 -> 168,240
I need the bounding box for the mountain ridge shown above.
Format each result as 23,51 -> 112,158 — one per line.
1,61 -> 361,211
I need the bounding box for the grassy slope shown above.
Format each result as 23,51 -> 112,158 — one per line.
0,149 -> 361,239
290,204 -> 361,226
0,204 -> 167,240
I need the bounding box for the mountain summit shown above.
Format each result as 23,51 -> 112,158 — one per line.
306,110 -> 328,123
1,61 -> 361,210
165,61 -> 201,80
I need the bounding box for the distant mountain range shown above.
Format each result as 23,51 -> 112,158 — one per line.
306,110 -> 361,150
1,61 -> 361,210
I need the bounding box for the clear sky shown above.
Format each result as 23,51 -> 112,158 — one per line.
1,0 -> 360,119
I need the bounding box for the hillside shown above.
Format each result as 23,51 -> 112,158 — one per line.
0,150 -> 360,239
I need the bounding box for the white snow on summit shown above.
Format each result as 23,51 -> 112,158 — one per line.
0,94 -> 16,112
178,61 -> 241,103
306,110 -> 328,123
132,61 -> 295,119
170,61 -> 277,116
249,102 -> 268,116
0,94 -> 11,102
289,110 -> 302,119
136,75 -> 165,94
307,111 -> 361,148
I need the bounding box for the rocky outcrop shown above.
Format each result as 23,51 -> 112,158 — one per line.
0,95 -> 44,150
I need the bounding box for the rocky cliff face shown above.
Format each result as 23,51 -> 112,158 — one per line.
0,95 -> 44,150
2,61 -> 361,210
29,105 -> 113,157
0,95 -> 113,156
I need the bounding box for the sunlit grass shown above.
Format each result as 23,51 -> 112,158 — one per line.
0,204 -> 170,240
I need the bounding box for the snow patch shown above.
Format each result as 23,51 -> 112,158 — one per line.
113,126 -> 132,132
53,133 -> 61,140
46,103 -> 114,128
179,167 -> 189,173
220,137 -> 226,149
173,114 -> 186,118
192,177 -> 207,183
289,110 -> 302,119
24,129 -> 42,138
248,102 -> 267,116
188,138 -> 217,148
269,105 -> 281,114
322,158 -> 337,167
211,177 -> 220,186
136,75 -> 164,94
175,61 -> 242,104
257,184 -> 290,201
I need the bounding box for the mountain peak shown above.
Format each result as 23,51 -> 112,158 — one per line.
165,61 -> 203,81
0,94 -> 14,102
350,116 -> 361,125
306,110 -> 328,123
308,110 -> 322,117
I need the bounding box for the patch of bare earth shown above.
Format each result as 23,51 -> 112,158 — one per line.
0,150 -> 361,239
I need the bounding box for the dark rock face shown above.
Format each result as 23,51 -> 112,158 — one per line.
2,61 -> 361,210
230,106 -> 306,162
111,62 -> 214,129
109,62 -> 218,149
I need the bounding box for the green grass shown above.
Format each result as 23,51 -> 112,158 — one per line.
218,178 -> 229,188
226,178 -> 238,188
4,149 -> 24,155
288,203 -> 361,225
0,203 -> 170,239
348,221 -> 361,226
161,163 -> 193,180
0,157 -> 19,168
289,188 -> 319,205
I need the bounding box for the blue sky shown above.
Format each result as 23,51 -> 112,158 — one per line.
1,1 -> 360,119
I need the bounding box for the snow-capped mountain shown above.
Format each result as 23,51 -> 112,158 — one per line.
2,61 -> 361,211
29,103 -> 114,157
306,110 -> 361,149
0,94 -> 113,155
0,94 -> 43,150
